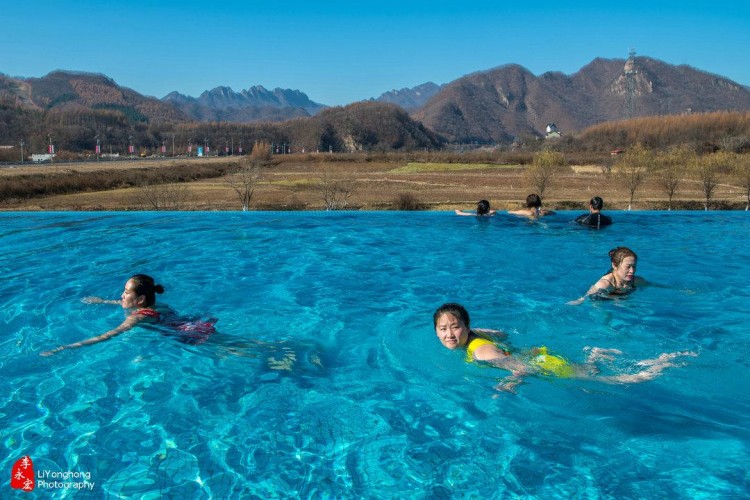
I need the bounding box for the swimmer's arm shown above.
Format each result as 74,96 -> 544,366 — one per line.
472,344 -> 530,394
567,279 -> 611,305
454,210 -> 475,216
41,316 -> 141,356
487,355 -> 530,394
473,344 -> 528,373
82,296 -> 121,305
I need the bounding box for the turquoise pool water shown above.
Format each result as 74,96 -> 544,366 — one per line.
1,211 -> 749,498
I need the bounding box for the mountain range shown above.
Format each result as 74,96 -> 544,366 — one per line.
2,55 -> 750,146
413,57 -> 750,143
163,85 -> 326,122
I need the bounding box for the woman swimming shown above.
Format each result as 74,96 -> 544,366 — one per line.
41,274 -> 215,355
508,193 -> 555,219
455,199 -> 496,217
568,247 -> 646,305
433,303 -> 695,393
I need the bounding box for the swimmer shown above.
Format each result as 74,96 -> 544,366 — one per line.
508,193 -> 555,219
455,199 -> 496,217
41,274 -> 216,355
433,303 -> 695,393
568,247 -> 646,305
574,196 -> 613,229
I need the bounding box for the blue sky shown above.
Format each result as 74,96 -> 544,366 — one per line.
3,1 -> 749,106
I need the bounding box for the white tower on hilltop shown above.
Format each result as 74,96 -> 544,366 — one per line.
624,49 -> 637,119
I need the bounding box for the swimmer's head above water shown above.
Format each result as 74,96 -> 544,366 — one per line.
123,274 -> 165,308
476,199 -> 491,215
433,303 -> 471,350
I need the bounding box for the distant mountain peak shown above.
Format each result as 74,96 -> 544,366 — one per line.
412,56 -> 750,143
374,82 -> 444,111
159,84 -> 326,122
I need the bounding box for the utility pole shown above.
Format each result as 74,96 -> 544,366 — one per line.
19,140 -> 24,163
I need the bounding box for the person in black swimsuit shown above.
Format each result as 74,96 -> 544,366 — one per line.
574,196 -> 612,229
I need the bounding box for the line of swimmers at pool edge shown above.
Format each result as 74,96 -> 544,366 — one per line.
456,193 -> 613,229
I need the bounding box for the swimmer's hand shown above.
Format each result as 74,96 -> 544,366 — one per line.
40,346 -> 66,356
495,376 -> 524,394
566,297 -> 585,306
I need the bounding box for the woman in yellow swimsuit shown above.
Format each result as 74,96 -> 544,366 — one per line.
433,303 -> 695,393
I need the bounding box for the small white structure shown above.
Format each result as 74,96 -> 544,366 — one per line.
545,123 -> 561,139
32,153 -> 56,163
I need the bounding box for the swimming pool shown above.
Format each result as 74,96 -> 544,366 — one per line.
2,211 -> 749,497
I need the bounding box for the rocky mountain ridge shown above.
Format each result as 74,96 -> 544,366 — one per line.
2,56 -> 750,146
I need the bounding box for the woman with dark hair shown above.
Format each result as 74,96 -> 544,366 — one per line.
508,193 -> 555,219
574,196 -> 613,229
455,199 -> 496,217
433,303 -> 695,393
41,274 -> 215,355
568,247 -> 647,304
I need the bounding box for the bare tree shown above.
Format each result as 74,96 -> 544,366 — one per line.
616,143 -> 653,210
735,153 -> 750,211
226,159 -> 261,211
655,146 -> 691,211
694,152 -> 728,211
251,140 -> 272,161
318,170 -> 355,210
131,176 -> 188,210
526,149 -> 565,200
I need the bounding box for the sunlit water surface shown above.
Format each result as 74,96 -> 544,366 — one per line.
1,211 -> 748,498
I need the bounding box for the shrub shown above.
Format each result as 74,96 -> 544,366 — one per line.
392,192 -> 424,211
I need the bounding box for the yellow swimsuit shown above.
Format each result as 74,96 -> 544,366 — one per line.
531,346 -> 575,378
467,338 -> 574,378
466,337 -> 497,362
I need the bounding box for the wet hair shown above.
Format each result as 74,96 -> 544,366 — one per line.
590,196 -> 604,210
525,193 -> 542,208
476,199 -> 491,215
608,247 -> 637,267
128,274 -> 165,307
433,303 -> 470,329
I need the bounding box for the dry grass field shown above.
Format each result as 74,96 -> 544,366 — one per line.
1,154 -> 746,211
